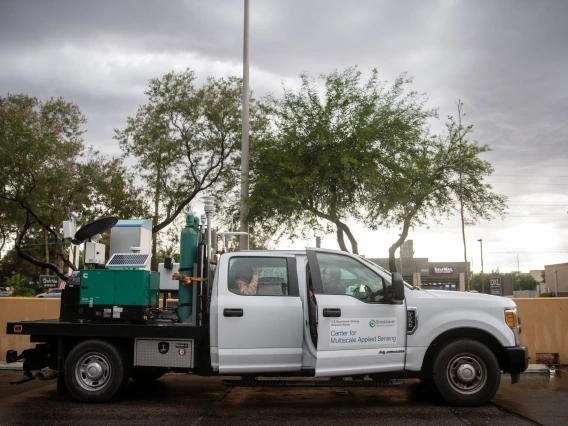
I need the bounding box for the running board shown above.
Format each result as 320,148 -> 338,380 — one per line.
222,379 -> 405,388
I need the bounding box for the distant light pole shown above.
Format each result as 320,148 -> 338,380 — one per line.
554,269 -> 558,296
477,239 -> 484,293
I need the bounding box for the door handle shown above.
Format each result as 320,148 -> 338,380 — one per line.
323,308 -> 341,317
223,308 -> 244,317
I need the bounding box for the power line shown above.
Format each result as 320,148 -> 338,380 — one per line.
493,175 -> 568,178
488,250 -> 568,253
491,164 -> 568,167
488,182 -> 568,186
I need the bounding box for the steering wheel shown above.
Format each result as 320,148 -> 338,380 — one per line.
352,283 -> 373,300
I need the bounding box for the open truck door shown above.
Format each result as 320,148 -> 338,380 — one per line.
307,249 -> 407,377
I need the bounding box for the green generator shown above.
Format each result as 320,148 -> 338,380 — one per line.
61,253 -> 160,322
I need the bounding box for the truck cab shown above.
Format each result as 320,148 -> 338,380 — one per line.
208,248 -> 527,406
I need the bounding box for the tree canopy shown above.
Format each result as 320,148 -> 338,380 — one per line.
115,69 -> 269,259
0,94 -> 146,280
248,67 -> 436,254
366,113 -> 507,272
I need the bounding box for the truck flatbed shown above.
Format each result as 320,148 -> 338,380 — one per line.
6,319 -> 203,340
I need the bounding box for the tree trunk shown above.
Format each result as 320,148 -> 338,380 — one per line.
44,229 -> 49,275
336,228 -> 348,252
456,100 -> 469,291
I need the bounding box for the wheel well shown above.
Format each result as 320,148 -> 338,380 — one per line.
420,328 -> 508,378
61,337 -> 134,364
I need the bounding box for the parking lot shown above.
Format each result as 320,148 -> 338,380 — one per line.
0,370 -> 566,426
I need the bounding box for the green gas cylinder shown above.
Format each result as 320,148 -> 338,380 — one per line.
178,213 -> 199,322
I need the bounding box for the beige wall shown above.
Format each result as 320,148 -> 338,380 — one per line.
0,298 -> 567,364
0,298 -> 60,362
514,297 -> 568,364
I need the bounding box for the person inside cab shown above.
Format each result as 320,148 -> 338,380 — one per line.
322,266 -> 346,294
231,265 -> 262,295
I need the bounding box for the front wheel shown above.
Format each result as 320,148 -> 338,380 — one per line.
65,340 -> 128,403
432,339 -> 500,406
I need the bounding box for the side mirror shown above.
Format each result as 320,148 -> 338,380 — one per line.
391,272 -> 405,301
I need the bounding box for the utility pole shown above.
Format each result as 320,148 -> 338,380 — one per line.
477,239 -> 484,293
239,0 -> 250,251
554,270 -> 558,296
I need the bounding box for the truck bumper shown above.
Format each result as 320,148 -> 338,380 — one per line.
505,344 -> 529,383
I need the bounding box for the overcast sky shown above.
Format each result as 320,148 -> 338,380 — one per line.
1,0 -> 567,273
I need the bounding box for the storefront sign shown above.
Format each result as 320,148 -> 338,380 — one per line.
433,267 -> 454,274
39,275 -> 58,288
490,277 -> 502,296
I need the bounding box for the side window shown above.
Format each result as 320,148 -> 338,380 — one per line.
316,252 -> 390,303
228,257 -> 289,296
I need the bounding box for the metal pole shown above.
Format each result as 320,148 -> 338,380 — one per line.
478,239 -> 484,293
554,270 -> 558,296
239,0 -> 250,251
203,197 -> 215,302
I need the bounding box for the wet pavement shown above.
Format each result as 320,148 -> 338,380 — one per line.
0,370 -> 566,426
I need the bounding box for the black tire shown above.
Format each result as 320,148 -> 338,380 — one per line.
129,367 -> 167,382
65,340 -> 128,403
432,339 -> 500,406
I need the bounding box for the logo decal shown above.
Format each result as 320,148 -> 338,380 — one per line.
369,319 -> 376,328
158,342 -> 170,354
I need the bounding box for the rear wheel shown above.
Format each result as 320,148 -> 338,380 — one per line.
65,340 -> 128,403
432,339 -> 500,406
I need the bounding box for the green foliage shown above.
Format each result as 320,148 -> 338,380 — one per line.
367,105 -> 507,271
0,94 -> 145,279
512,273 -> 538,291
540,292 -> 555,297
469,272 -> 537,293
115,69 -> 268,257
4,273 -> 35,296
249,67 -> 436,254
469,273 -> 491,293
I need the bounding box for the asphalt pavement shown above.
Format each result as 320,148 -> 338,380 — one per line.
0,369 -> 566,426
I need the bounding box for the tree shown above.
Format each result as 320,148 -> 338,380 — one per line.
248,67 -> 436,253
366,110 -> 507,273
115,69 -> 269,260
512,273 -> 538,291
4,273 -> 35,297
0,94 -> 146,281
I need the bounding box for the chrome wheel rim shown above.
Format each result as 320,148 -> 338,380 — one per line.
446,352 -> 487,395
75,352 -> 112,391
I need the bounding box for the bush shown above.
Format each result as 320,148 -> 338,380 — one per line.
540,292 -> 556,297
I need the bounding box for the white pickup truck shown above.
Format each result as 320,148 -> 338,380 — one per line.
7,248 -> 528,406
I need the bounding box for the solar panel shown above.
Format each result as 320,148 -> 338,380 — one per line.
106,253 -> 151,269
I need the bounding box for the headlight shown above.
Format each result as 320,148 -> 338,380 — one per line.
505,310 -> 516,328
505,308 -> 520,345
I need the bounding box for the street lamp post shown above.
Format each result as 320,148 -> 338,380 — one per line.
477,239 -> 484,293
554,270 -> 558,297
239,0 -> 250,251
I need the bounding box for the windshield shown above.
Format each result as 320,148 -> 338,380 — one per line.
358,256 -> 415,290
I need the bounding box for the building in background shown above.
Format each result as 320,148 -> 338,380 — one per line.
368,240 -> 470,292
543,263 -> 568,297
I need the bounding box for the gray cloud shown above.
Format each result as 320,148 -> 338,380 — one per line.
1,0 -> 567,271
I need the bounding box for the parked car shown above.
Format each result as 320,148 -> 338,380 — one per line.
36,288 -> 63,298
0,290 -> 9,297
